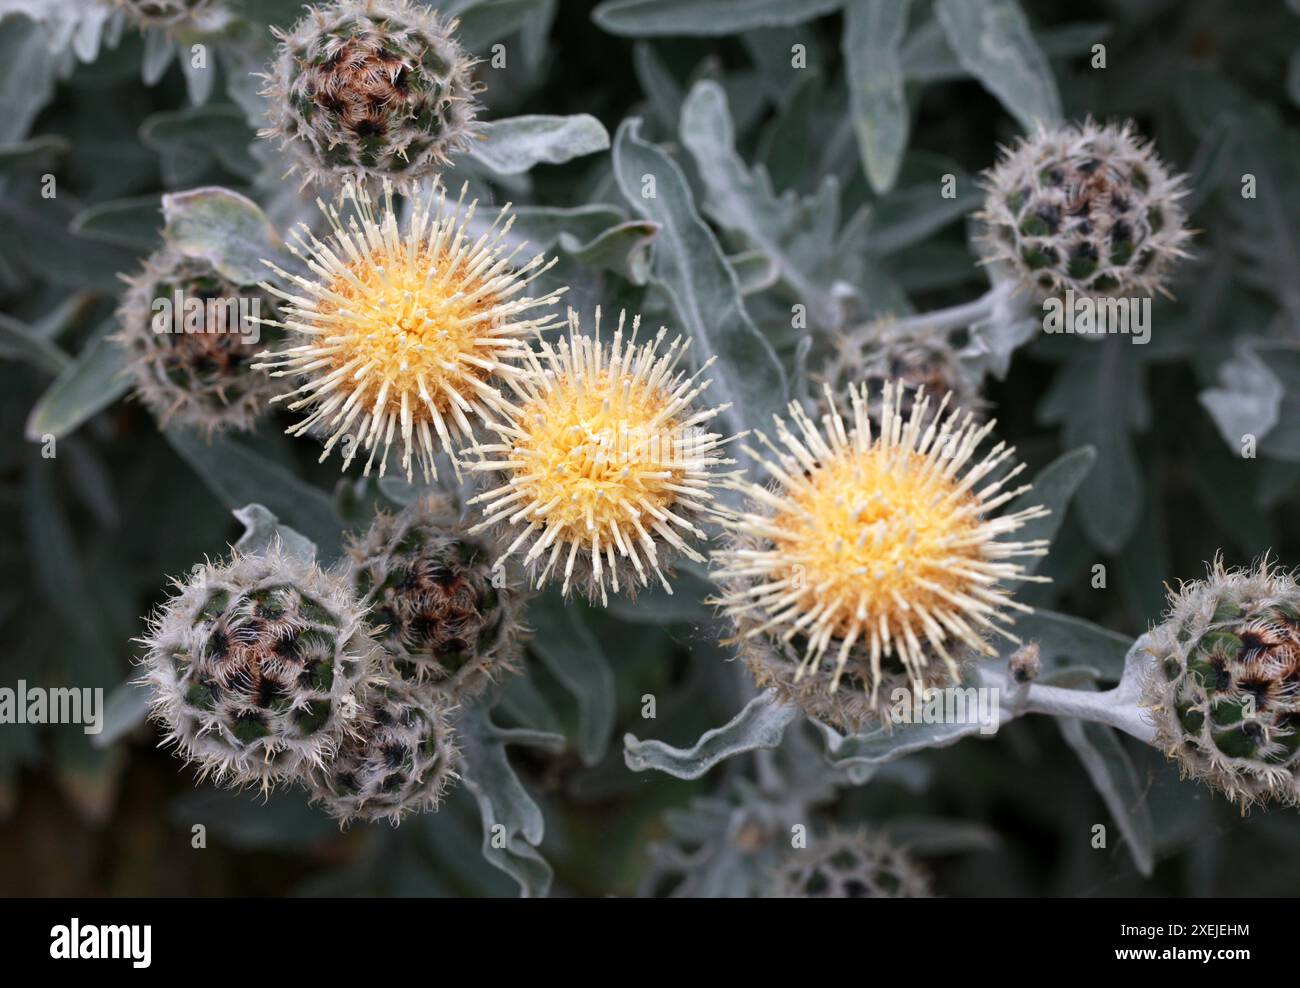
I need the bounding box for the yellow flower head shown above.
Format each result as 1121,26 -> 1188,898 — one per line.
255,179 -> 564,481
465,308 -> 737,605
713,381 -> 1049,722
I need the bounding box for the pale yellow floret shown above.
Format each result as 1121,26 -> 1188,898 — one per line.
714,381 -> 1050,700
466,308 -> 737,605
253,178 -> 564,481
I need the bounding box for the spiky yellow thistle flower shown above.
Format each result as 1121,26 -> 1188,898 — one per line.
713,381 -> 1050,727
254,178 -> 564,481
464,308 -> 737,604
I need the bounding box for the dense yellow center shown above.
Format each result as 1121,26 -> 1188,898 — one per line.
322,246 -> 499,415
771,446 -> 983,639
509,369 -> 685,545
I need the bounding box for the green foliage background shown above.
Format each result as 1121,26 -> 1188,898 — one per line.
1,0 -> 1299,896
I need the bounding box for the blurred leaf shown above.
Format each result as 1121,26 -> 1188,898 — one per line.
23,462 -> 116,686
1199,341 -> 1284,451
1012,609 -> 1131,681
141,105 -> 258,184
933,0 -> 1062,132
604,565 -> 715,624
528,593 -> 615,765
1225,107 -> 1300,320
902,18 -> 1108,84
593,0 -> 843,36
470,114 -> 610,174
0,135 -> 70,174
161,186 -> 282,286
883,818 -> 1002,854
92,676 -> 152,749
1038,341 -> 1147,552
170,786 -> 338,851
864,167 -> 981,257
70,194 -> 163,252
0,16 -> 62,143
632,41 -> 684,133
0,195 -> 138,290
612,117 -> 789,439
1058,717 -> 1155,876
624,689 -> 799,779
842,0 -> 911,195
24,318 -> 127,440
164,427 -> 342,559
0,312 -> 71,375
1012,445 -> 1096,577
455,0 -> 549,52
179,41 -> 216,105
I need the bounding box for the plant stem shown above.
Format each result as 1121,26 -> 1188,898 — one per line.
1019,682 -> 1157,745
882,281 -> 1016,339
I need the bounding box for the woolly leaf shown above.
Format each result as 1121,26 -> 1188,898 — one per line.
933,0 -> 1062,132
679,80 -> 845,331
232,503 -> 318,563
457,706 -> 561,898
1200,342 -> 1285,452
528,592 -> 616,766
71,195 -> 164,252
1058,717 -> 1155,876
161,186 -> 283,286
842,0 -> 911,195
24,319 -> 127,440
470,114 -> 610,174
612,117 -> 788,438
624,689 -> 800,779
1011,445 -> 1096,577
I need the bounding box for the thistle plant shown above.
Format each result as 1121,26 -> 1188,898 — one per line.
261,0 -> 480,189
768,829 -> 931,899
465,308 -> 737,604
254,178 -> 563,481
307,674 -> 460,825
138,543 -> 381,791
712,382 -> 1049,729
345,494 -> 526,701
977,120 -> 1193,301
113,247 -> 289,435
17,0 -> 1300,902
1142,558 -> 1300,810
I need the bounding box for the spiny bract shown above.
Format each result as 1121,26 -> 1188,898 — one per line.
261,0 -> 480,189
345,494 -> 526,701
139,543 -> 381,790
253,178 -> 563,482
465,308 -> 738,605
307,674 -> 459,825
1142,557 -> 1300,810
977,119 -> 1192,301
713,381 -> 1049,729
816,318 -> 984,426
768,829 -> 931,898
113,247 -> 290,436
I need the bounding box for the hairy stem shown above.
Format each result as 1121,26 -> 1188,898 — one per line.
1018,682 -> 1157,745
881,281 -> 1015,339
